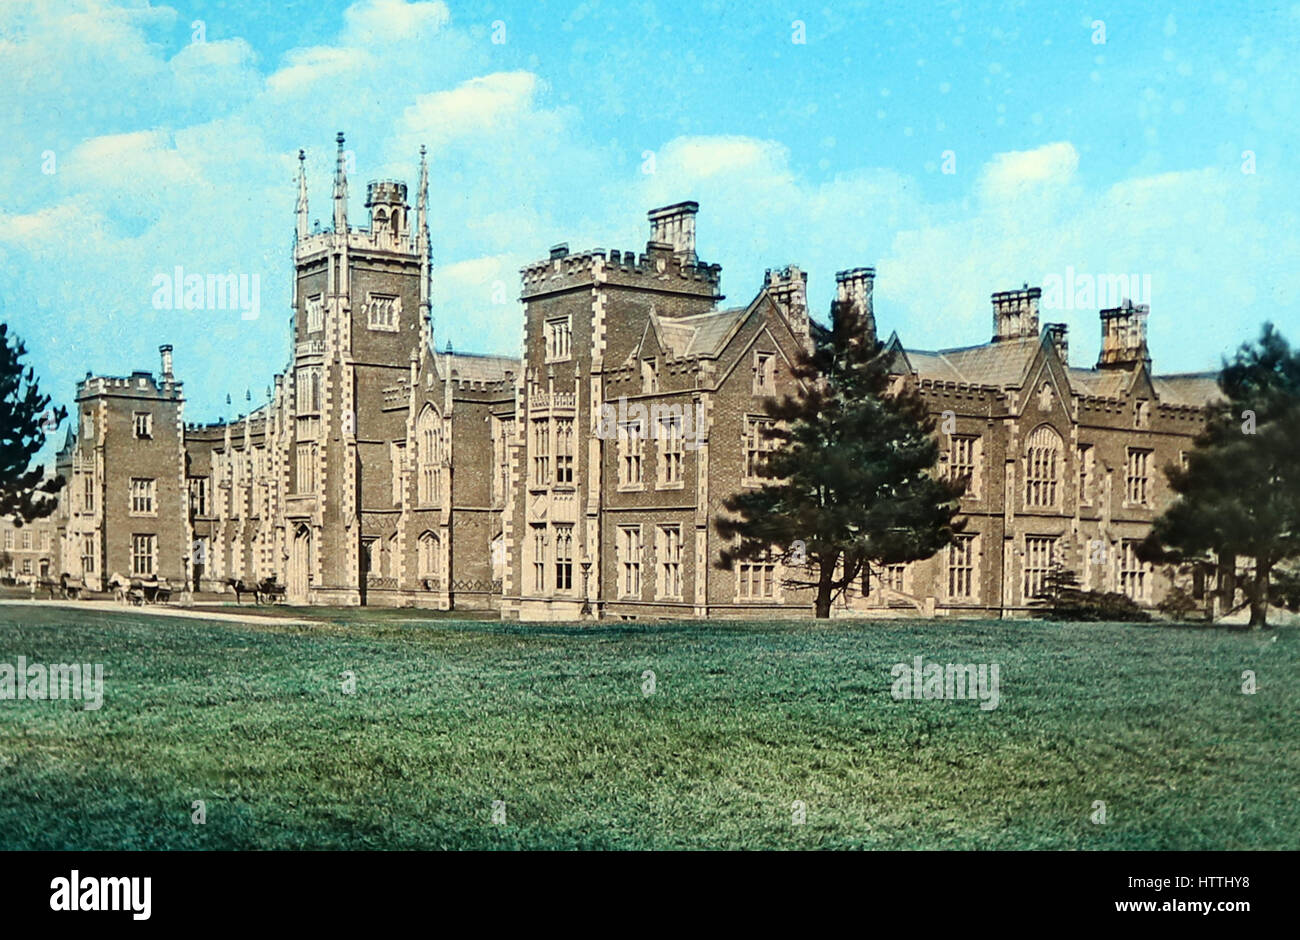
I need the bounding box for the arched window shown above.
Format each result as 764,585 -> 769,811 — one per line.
418,531 -> 439,578
417,406 -> 441,504
1024,425 -> 1063,508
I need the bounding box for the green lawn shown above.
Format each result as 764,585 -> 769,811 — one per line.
0,605 -> 1294,849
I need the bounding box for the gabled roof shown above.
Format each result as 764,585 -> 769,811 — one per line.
647,306 -> 750,358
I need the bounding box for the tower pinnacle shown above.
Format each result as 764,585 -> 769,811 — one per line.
333,131 -> 348,233
295,149 -> 308,241
417,144 -> 428,246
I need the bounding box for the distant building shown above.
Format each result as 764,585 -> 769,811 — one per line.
50,135 -> 1219,619
0,513 -> 60,584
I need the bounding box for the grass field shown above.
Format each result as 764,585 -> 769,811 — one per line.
0,604 -> 1295,850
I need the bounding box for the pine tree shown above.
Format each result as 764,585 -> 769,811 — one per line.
0,324 -> 65,525
1141,323 -> 1300,628
716,300 -> 964,618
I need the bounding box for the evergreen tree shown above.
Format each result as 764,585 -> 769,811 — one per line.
1141,323 -> 1300,628
0,324 -> 65,525
716,300 -> 964,618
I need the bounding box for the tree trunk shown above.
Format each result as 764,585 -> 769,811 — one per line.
814,561 -> 835,619
1247,559 -> 1272,629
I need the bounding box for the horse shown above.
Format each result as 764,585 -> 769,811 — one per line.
225,578 -> 257,604
107,572 -> 131,605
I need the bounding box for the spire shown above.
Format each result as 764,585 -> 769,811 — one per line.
416,144 -> 429,244
333,131 -> 348,234
295,149 -> 308,241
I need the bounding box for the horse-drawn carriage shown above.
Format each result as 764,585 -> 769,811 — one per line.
225,576 -> 288,605
108,573 -> 172,606
35,574 -> 86,600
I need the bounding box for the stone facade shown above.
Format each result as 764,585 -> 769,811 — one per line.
46,135 -> 1218,620
0,513 -> 60,584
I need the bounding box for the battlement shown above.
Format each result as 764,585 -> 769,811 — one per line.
520,245 -> 722,298
521,203 -> 723,301
366,180 -> 408,206
77,372 -> 182,401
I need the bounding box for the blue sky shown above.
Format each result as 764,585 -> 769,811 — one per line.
2,0 -> 1298,466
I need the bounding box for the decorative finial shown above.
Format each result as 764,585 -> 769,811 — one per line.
296,147 -> 309,241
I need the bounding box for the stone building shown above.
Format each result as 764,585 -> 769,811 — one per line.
0,513 -> 60,584
54,352 -> 188,588
48,134 -> 1218,619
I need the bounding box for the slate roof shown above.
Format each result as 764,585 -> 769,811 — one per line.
1152,372 -> 1222,407
653,306 -> 750,358
901,336 -> 1219,407
438,351 -> 517,384
901,336 -> 1039,387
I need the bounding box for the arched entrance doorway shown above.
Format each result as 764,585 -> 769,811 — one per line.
289,525 -> 311,603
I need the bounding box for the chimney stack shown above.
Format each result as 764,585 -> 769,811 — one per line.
159,344 -> 173,379
835,267 -> 876,338
992,284 -> 1041,342
1045,323 -> 1069,365
766,266 -> 808,336
1096,298 -> 1150,370
647,201 -> 699,258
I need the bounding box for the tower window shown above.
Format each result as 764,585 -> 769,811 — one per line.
365,292 -> 401,331
131,534 -> 156,576
129,478 -> 156,515
133,412 -> 153,440
305,294 -> 323,333
545,317 -> 572,362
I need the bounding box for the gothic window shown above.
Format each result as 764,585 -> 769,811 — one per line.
365,292 -> 401,331
418,531 -> 440,579
1024,425 -> 1062,508
545,317 -> 572,362
417,407 -> 442,504
305,294 -> 323,333
1126,448 -> 1152,506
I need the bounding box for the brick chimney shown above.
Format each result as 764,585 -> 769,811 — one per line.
835,267 -> 876,338
1096,298 -> 1150,370
647,202 -> 699,258
765,266 -> 808,337
991,285 -> 1041,342
1045,323 -> 1068,365
159,344 -> 173,379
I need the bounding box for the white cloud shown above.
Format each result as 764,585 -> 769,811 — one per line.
342,0 -> 450,43
978,141 -> 1079,200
